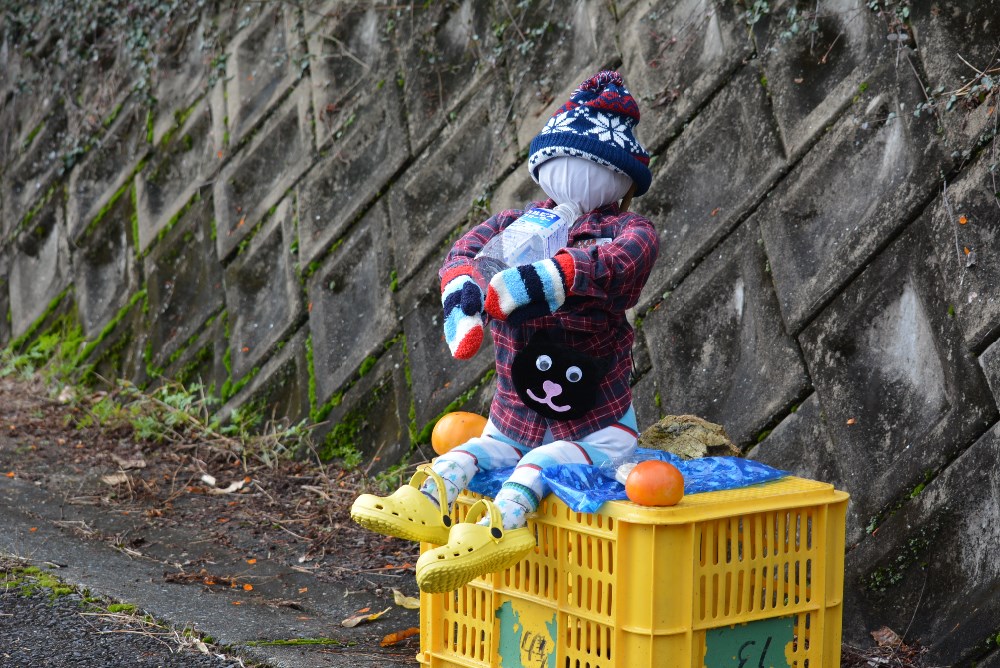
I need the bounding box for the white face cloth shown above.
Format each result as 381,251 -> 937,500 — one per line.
537,157 -> 633,216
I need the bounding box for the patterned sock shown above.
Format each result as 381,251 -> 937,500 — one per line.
421,455 -> 476,506
489,482 -> 540,530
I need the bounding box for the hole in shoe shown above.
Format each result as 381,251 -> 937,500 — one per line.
374,504 -> 384,510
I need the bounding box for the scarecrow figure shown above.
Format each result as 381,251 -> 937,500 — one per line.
352,71 -> 658,593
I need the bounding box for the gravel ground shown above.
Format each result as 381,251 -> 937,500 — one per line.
1,559 -> 246,668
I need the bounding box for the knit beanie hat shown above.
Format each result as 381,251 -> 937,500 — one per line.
527,71 -> 652,197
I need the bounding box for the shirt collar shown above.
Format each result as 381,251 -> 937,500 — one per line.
531,198 -> 621,240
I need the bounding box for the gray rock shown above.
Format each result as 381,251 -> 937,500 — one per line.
984,338 -> 1000,404
747,393 -> 838,482
910,0 -> 1000,149
388,77 -> 515,282
630,372 -> 662,433
302,0 -> 339,35
223,4 -> 303,146
313,341 -> 411,473
619,0 -> 751,153
65,103 -> 148,242
214,86 -> 313,261
639,414 -> 739,459
502,1 -> 616,150
297,81 -> 408,267
643,219 -> 810,447
0,251 -> 9,348
224,197 -> 303,383
217,327 -> 311,428
632,325 -> 652,377
8,197 -> 70,340
759,58 -> 947,332
924,154 -> 1000,351
394,0 -> 497,153
135,102 -> 221,254
746,394 -> 866,539
633,62 -> 786,312
306,4 -> 397,152
756,0 -> 888,158
842,423 -> 1000,664
161,317 -> 228,396
71,187 -> 139,337
307,201 -> 398,406
143,190 -> 224,371
149,9 -> 215,145
1,99 -> 66,236
80,300 -> 149,388
798,215 -> 997,540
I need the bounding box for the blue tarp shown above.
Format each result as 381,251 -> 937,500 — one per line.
466,449 -> 788,514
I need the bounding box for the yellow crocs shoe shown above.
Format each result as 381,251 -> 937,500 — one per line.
351,465 -> 453,544
415,499 -> 536,593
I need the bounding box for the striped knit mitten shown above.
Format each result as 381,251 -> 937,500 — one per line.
484,254 -> 575,325
441,267 -> 486,360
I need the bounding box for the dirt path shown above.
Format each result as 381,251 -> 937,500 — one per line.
0,376 -> 424,666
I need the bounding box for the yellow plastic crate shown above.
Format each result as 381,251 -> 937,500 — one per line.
418,476 -> 849,668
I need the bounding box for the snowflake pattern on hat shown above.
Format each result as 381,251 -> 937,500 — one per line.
587,112 -> 632,149
528,70 -> 652,196
539,113 -> 579,136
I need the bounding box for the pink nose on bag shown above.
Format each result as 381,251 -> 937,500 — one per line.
542,380 -> 563,397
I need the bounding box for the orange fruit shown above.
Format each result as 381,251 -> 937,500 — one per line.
625,460 -> 685,506
431,412 -> 488,455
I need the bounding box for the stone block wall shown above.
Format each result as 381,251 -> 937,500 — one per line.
1,1 -> 999,662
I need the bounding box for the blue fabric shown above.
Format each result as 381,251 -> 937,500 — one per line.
442,307 -> 467,343
467,449 -> 788,514
617,406 -> 638,432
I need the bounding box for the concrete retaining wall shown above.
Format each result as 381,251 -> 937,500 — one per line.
2,0 -> 999,661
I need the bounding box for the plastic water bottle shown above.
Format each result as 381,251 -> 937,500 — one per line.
473,203 -> 579,289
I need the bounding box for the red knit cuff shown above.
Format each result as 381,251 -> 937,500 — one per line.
440,265 -> 474,292
553,252 -> 576,295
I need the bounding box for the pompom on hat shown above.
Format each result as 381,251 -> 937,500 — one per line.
527,71 -> 652,197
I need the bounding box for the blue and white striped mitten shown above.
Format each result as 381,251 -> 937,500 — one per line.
484,254 -> 576,326
441,267 -> 486,360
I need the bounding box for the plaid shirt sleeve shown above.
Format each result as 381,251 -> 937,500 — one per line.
561,211 -> 659,307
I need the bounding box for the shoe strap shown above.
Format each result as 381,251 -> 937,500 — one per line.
410,465 -> 451,523
464,499 -> 503,542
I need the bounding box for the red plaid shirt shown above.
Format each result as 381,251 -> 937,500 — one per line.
440,199 -> 659,446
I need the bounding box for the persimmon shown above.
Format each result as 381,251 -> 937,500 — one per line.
625,460 -> 685,506
431,412 -> 488,455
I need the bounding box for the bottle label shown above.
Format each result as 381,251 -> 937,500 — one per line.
506,208 -> 562,232
502,208 -> 569,265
